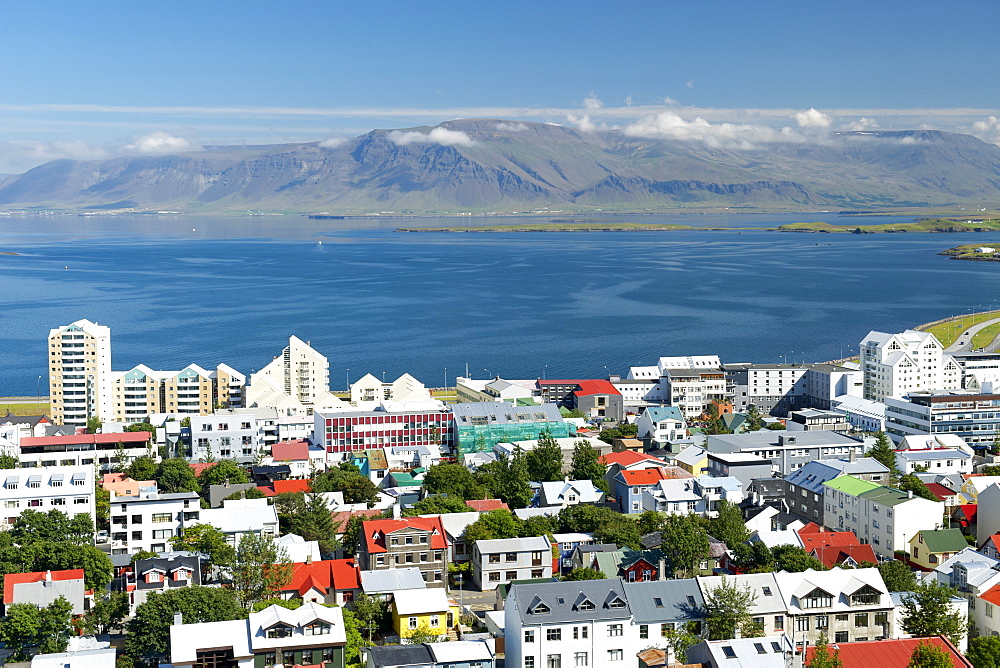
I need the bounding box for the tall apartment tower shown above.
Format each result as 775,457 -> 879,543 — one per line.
48,319 -> 113,427
860,329 -> 963,402
247,336 -> 330,410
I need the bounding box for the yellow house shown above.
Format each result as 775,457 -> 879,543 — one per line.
909,528 -> 969,570
674,445 -> 709,476
960,476 -> 1000,503
391,588 -> 459,639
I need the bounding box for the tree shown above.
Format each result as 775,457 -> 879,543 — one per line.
744,404 -> 766,432
525,429 -> 564,482
765,422 -> 786,430
31,542 -> 113,592
342,607 -> 365,665
480,450 -> 532,509
878,560 -> 918,592
730,541 -> 775,573
703,576 -> 762,640
130,550 -> 158,563
569,440 -> 608,493
899,474 -> 939,502
660,513 -> 710,578
663,622 -> 702,664
593,514 -> 641,550
966,635 -> 1000,668
464,509 -> 524,543
867,431 -> 900,483
709,500 -> 749,549
170,523 -> 236,567
637,510 -> 665,536
197,460 -> 250,488
126,586 -> 245,661
703,405 -> 732,436
908,641 -> 956,668
900,579 -> 966,646
288,491 -> 339,557
405,494 -> 471,516
229,533 -> 293,610
422,463 -> 485,501
95,485 -> 110,530
86,416 -> 102,434
84,591 -> 130,635
0,598 -> 73,660
0,454 -> 18,469
156,458 -> 201,493
125,421 -> 156,433
224,487 -> 266,502
771,545 -> 828,572
351,593 -> 388,642
312,462 -> 378,506
11,509 -> 93,545
808,633 -> 843,668
563,567 -> 606,581
521,514 -> 558,538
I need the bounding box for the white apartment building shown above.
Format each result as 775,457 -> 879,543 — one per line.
823,475 -> 945,561
641,476 -> 743,517
727,363 -> 863,415
634,406 -> 686,447
0,465 -> 95,528
663,365 -> 727,421
111,363 -> 245,424
884,390 -> 1000,446
473,536 -> 553,591
199,497 -> 279,547
109,491 -> 201,555
246,336 -> 347,415
48,320 -> 113,426
188,409 -> 275,463
860,330 -> 962,402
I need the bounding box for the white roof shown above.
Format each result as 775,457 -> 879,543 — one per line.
432,511 -> 481,539
392,587 -> 452,615
429,640 -> 495,663
552,533 -> 593,543
698,573 -> 786,615
674,445 -> 707,466
31,648 -> 116,668
199,503 -> 278,534
773,567 -> 889,613
475,535 -> 551,553
538,479 -> 603,505
170,619 -> 251,663
250,602 -> 346,649
751,530 -> 803,550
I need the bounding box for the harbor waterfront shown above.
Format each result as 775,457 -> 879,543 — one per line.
2,212 -> 1000,396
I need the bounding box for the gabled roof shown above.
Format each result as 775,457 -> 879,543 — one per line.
915,529 -> 969,554
392,587 -> 452,615
360,567 -> 427,594
955,504 -> 977,526
618,468 -> 668,485
367,644 -> 434,667
572,379 -> 621,397
271,439 -> 310,461
513,578 -> 632,624
643,406 -> 685,423
811,545 -> 878,569
599,450 -> 662,467
803,636 -> 971,668
925,482 -> 958,501
363,516 -> 448,554
465,499 -> 509,512
980,582 -> 1000,607
622,578 -> 704,622
3,569 -> 85,605
258,478 -> 311,497
799,529 -> 860,553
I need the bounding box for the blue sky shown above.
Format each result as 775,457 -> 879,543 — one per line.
1,0 -> 999,172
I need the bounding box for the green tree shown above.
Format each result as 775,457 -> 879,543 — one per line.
563,567 -> 606,581
663,622 -> 702,664
744,404 -> 766,432
156,458 -> 201,493
898,474 -> 939,502
867,431 -> 900,483
350,593 -> 388,642
0,454 -> 18,469
808,633 -> 843,668
703,405 -> 732,436
312,462 -> 378,506
224,487 -> 266,502
480,450 -> 532,509
703,576 -> 761,640
23,542 -> 114,592
525,429 -> 564,482
170,523 -> 236,567
593,514 -> 641,550
126,586 -> 245,662
130,550 -> 158,563
765,422 -> 786,430
342,607 -> 365,664
229,533 -> 293,610
900,579 -> 966,646
966,635 -> 1000,668
125,421 -> 156,433
288,491 -> 339,557
95,485 -> 110,530
197,459 -> 250,488
422,463 -> 485,501
569,440 -> 608,493
661,513 -> 711,578
405,494 -> 471,516
730,541 -> 775,573
771,545 -> 828,572
709,500 -> 749,548
86,416 -> 102,434
464,509 -> 524,543
637,511 -> 665,536
11,509 -> 93,545
84,591 -> 130,635
908,641 -> 956,668
521,514 -> 559,538
878,560 -> 918,592
0,597 -> 73,660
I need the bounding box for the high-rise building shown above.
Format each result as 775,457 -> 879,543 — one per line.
48,319 -> 113,427
860,329 -> 962,401
111,363 -> 245,423
246,336 -> 344,414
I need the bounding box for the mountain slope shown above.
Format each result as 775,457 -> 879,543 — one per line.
2,120 -> 1000,213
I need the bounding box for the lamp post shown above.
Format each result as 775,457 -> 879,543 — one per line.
36,375 -> 42,411
346,368 -> 350,390
444,367 -> 447,389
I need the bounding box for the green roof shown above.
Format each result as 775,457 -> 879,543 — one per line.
915,528 -> 968,553
388,472 -> 422,487
823,475 -> 881,496
517,397 -> 539,406
858,486 -> 912,507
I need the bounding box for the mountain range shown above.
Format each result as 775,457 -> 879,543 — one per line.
2,119 -> 1000,213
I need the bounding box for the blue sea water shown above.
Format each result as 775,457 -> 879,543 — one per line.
1,212 -> 999,396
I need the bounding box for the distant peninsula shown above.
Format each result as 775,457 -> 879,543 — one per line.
941,243 -> 1000,262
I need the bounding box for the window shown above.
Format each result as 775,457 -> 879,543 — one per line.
639,625 -> 648,639
607,650 -> 623,661
74,497 -> 88,504
524,630 -> 535,643
489,572 -> 501,582
152,529 -> 172,539
490,554 -> 501,563
875,612 -> 888,627
855,613 -> 869,627
547,628 -> 561,641
3,501 -> 17,509
409,616 -> 418,630
506,552 -> 517,561
506,571 -> 518,581
574,652 -> 588,666
774,616 -> 784,630
608,624 -> 623,637
754,643 -> 767,654
836,614 -> 849,622
661,623 -> 674,637
817,615 -> 829,629
306,621 -> 330,635
525,659 -> 535,668
796,616 -> 810,631
572,626 -> 588,639
547,655 -> 561,668
532,569 -> 544,578
653,597 -> 664,608
835,631 -> 849,643
152,513 -> 172,523
266,624 -> 291,638
722,646 -> 737,659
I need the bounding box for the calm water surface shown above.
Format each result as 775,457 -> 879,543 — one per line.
1,213 -> 998,396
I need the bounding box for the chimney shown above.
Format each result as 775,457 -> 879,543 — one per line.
849,450 -> 857,463
44,570 -> 52,582
306,554 -> 313,565
908,490 -> 913,498
174,611 -> 183,626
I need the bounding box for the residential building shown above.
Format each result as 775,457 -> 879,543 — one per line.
783,457 -> 890,523
535,479 -> 604,509
822,476 -> 945,561
642,476 -> 743,517
726,362 -> 862,415
276,533 -> 321,563
622,578 -> 705,659
697,573 -> 789,637
963,476 -> 1000,505
635,406 -> 687,449
925,548 -> 999,639
169,602 -> 347,668
673,445 -> 710,476
48,319 -> 113,427
366,640 -> 496,668
787,409 -> 851,433
896,448 -> 972,475
391,588 -> 459,640
552,533 -> 594,574
830,395 -> 886,433
473,536 -> 553,590
708,431 -> 866,476
798,527 -> 878,569
280,559 -> 360,607
266,439 -> 326,477
130,553 -> 203,607
30,645 -> 117,668
536,379 -> 624,422
19,431 -> 152,470
803,637 -> 970,668
4,568 -> 87,614
434,512 -> 480,566
198,497 -> 279,546
456,376 -> 539,404
111,363 -> 245,424
884,390 -> 1000,447
613,466 -> 693,514
0,465 -> 95,529
686,635 -> 797,668
245,335 -> 348,415
663,362 -> 727,421
100,473 -> 156,498
315,408 -> 454,456
909,529 -> 969,570
451,402 -> 574,455
504,579 -> 634,668
358,517 -> 449,587
110,491 -> 201,555
706,451 -> 773,488
975,483 -> 1000,544
860,329 -> 962,402
188,409 -> 274,463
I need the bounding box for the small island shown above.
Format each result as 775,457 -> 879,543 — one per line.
940,244 -> 1000,262
0,251 -> 20,255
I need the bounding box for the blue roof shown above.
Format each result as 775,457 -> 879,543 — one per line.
783,458 -> 888,495
644,406 -> 684,422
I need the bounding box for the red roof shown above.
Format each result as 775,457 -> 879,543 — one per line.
619,468 -> 668,485
955,504 -> 978,526
803,636 -> 971,668
925,482 -> 958,501
331,508 -> 386,532
258,478 -> 311,497
799,522 -> 822,534
363,516 -> 448,554
20,432 -> 151,447
981,533 -> 1000,555
272,440 -> 310,462
189,462 -> 215,477
799,529 -> 860,553
285,559 -> 359,597
811,544 -> 878,569
572,380 -> 622,397
981,583 -> 1000,607
599,451 -> 661,467
466,499 -> 509,512
4,569 -> 85,605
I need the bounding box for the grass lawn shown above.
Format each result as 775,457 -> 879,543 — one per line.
0,401 -> 50,416
920,312 -> 1000,348
972,322 -> 1000,350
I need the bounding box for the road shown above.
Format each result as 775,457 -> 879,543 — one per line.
945,316 -> 1000,353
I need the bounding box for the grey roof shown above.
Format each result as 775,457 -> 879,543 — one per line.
112,491 -> 200,502
623,578 -> 705,623
576,543 -> 619,555
475,536 -> 551,553
451,401 -> 564,424
709,431 -> 863,450
897,449 -> 971,461
366,644 -> 434,667
359,567 -> 427,594
513,578 -> 632,625
784,458 -> 888,494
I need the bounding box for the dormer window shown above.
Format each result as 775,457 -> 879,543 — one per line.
607,596 -> 626,609
578,599 -> 595,611
305,621 -> 331,636
266,623 -> 293,638
799,588 -> 833,609
850,586 -> 880,605
531,602 -> 550,615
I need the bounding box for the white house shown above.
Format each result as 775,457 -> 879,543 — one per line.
894,434 -> 973,475
641,476 -> 743,517
0,465 -> 95,530
198,497 -> 279,547
634,406 -> 687,447
473,536 -> 553,591
110,491 -> 201,555
924,548 -> 998,642
535,479 -> 604,509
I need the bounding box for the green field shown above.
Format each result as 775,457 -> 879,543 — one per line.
972,322 -> 1000,349
778,218 -> 1000,234
920,312 -> 1000,348
0,401 -> 50,416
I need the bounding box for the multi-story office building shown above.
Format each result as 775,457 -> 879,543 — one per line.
708,431 -> 866,476
109,491 -> 201,555
884,390 -> 1000,446
48,319 -> 113,427
860,330 -> 962,402
112,363 -> 245,423
726,363 -> 862,415
0,465 -> 95,528
315,408 -> 454,456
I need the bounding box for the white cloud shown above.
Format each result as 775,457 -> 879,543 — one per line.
0,140 -> 110,172
792,108 -> 832,128
971,115 -> 1000,145
318,137 -> 347,148
625,95 -> 633,107
842,117 -> 879,131
495,122 -> 528,132
567,113 -> 598,132
623,111 -> 803,149
388,127 -> 476,147
685,80 -> 695,88
583,93 -> 603,112
662,96 -> 680,106
122,130 -> 198,154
